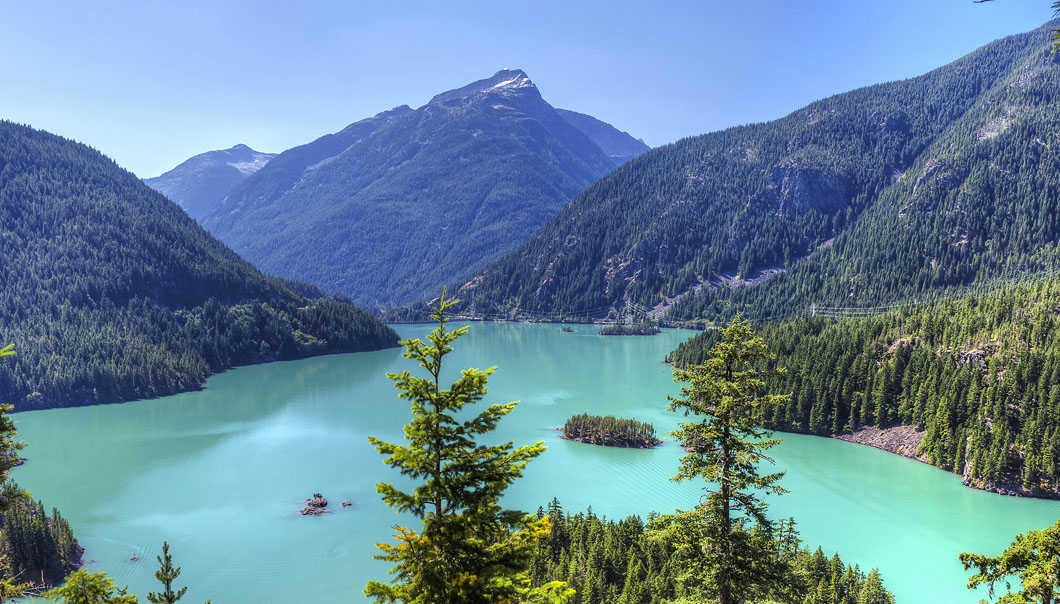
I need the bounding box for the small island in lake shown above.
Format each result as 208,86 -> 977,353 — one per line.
301,493 -> 330,515
561,413 -> 662,448
598,319 -> 660,336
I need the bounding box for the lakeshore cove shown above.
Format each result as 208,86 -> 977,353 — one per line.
14,322 -> 1060,604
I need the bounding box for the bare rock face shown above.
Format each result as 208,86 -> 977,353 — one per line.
835,425 -> 929,462
300,494 -> 330,516
870,110 -> 908,134
761,164 -> 849,215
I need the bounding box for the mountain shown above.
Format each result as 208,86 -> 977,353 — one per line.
458,21 -> 1060,323
144,144 -> 276,219
0,121 -> 398,411
201,69 -> 639,306
556,108 -> 649,164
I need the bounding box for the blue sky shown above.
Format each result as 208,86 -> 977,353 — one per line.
0,1 -> 1054,177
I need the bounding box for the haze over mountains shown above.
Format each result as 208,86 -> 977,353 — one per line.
459,21 -> 1060,323
145,144 -> 276,219
200,69 -> 649,306
0,121 -> 396,410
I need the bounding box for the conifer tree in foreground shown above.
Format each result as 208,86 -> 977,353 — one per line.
960,519 -> 1060,603
146,542 -> 187,604
43,570 -> 138,604
0,344 -> 24,511
365,289 -> 571,604
665,315 -> 793,604
0,346 -> 30,603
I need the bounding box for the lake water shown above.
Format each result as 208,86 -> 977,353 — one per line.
13,322 -> 1060,603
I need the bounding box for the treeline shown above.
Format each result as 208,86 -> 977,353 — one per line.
669,278 -> 1060,496
0,121 -> 398,410
0,484 -> 82,588
528,500 -> 893,604
562,414 -> 661,448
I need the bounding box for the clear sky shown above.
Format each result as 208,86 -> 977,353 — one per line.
1,1 -> 1054,178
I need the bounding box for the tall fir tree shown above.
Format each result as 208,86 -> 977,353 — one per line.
365,289 -> 571,604
0,344 -> 24,511
666,315 -> 792,604
0,346 -> 29,602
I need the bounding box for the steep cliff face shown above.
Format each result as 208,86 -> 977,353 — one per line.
760,164 -> 849,215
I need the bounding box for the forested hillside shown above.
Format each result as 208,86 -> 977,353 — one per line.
0,121 -> 398,411
669,277 -> 1060,498
458,21 -> 1060,323
203,69 -> 639,306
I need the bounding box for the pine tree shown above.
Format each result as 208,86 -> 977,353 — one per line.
666,315 -> 792,604
365,289 -> 572,604
856,569 -> 894,604
0,345 -> 24,511
0,346 -> 29,603
146,542 -> 187,604
42,570 -> 138,604
960,518 -> 1060,603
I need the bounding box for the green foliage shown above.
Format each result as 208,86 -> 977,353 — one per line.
202,70 -> 623,307
0,485 -> 81,588
667,315 -> 792,604
670,278 -> 1060,494
562,414 -> 660,448
1054,2 -> 1060,53
598,319 -> 660,336
146,542 -> 187,604
365,289 -> 570,604
960,518 -> 1060,603
458,20 -> 1060,327
0,121 -> 398,410
0,347 -> 23,512
43,570 -> 137,604
528,499 -> 893,604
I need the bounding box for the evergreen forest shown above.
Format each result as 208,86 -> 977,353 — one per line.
528,500 -> 894,604
669,277 -> 1060,497
0,121 -> 398,410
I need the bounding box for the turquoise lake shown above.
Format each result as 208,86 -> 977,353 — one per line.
13,322 -> 1060,603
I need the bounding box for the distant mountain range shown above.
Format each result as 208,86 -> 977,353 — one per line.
555,109 -> 648,164
199,69 -> 649,306
144,144 -> 276,219
0,121 -> 397,410
458,20 -> 1060,323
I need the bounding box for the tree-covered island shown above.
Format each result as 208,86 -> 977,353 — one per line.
562,413 -> 662,448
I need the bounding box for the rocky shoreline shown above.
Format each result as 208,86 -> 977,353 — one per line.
833,425 -> 929,463
831,425 -> 1060,500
